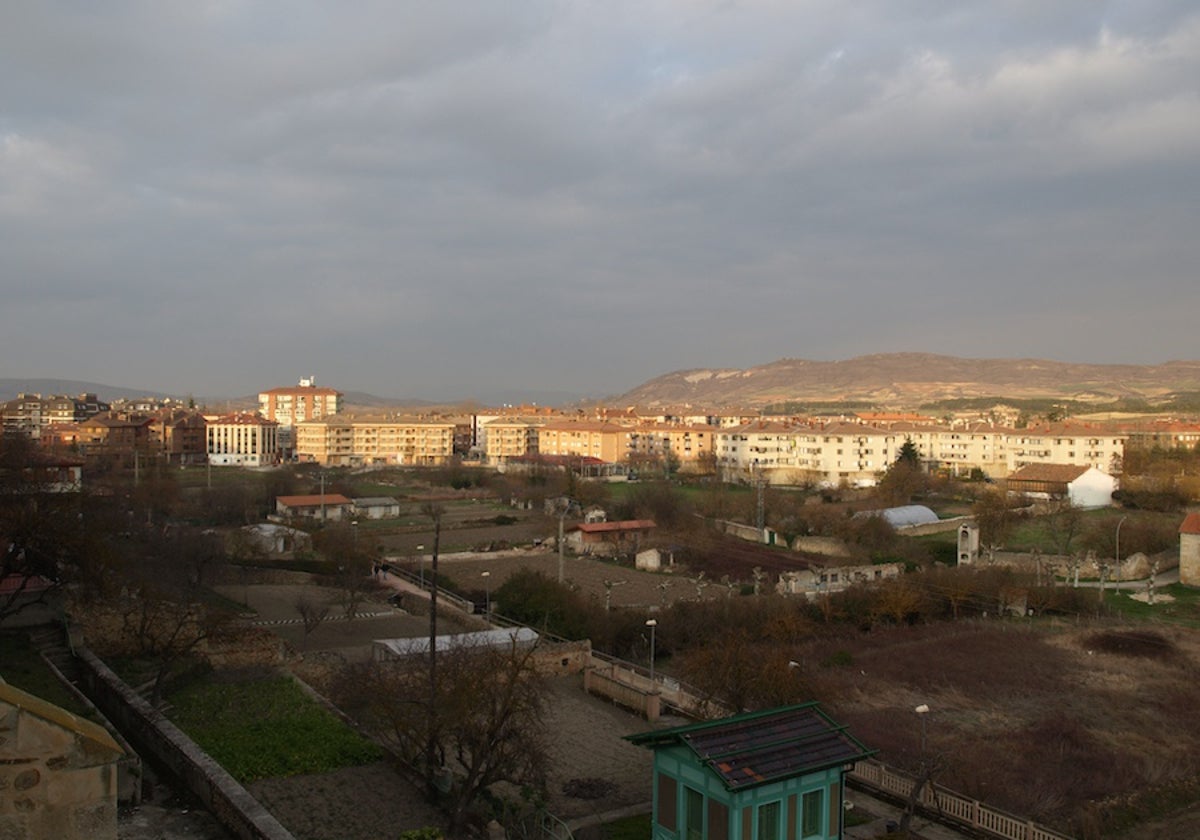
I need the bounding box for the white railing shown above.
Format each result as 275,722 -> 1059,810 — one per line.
849,759 -> 1074,840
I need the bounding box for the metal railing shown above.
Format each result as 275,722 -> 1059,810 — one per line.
849,759 -> 1074,840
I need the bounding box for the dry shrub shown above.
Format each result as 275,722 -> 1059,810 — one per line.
1082,629 -> 1178,661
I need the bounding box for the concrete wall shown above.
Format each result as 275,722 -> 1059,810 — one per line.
1181,533 -> 1200,586
74,649 -> 295,840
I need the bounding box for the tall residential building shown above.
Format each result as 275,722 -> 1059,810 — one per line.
258,377 -> 343,457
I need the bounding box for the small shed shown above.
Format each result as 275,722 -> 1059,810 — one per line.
275,494 -> 354,521
627,703 -> 874,840
354,496 -> 401,520
565,519 -> 657,555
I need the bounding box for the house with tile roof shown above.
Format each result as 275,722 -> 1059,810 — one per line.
1180,513 -> 1200,587
1005,463 -> 1116,508
627,703 -> 874,840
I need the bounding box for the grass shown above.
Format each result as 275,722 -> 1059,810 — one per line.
600,813 -> 651,840
168,670 -> 383,783
1102,584 -> 1200,628
0,632 -> 93,717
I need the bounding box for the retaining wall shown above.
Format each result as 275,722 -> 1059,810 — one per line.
75,649 -> 294,840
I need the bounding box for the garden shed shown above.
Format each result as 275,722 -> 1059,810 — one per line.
627,703 -> 874,840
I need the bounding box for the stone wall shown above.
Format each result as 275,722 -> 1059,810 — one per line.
74,649 -> 295,840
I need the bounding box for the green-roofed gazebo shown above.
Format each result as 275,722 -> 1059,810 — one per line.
626,702 -> 874,840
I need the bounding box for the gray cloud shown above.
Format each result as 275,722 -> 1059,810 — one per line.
2,1 -> 1197,401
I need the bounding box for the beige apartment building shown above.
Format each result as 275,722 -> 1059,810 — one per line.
536,421 -> 628,463
296,416 -> 455,466
625,423 -> 716,471
479,419 -> 541,465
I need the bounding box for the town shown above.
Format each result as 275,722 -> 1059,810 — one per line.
3,373 -> 1200,840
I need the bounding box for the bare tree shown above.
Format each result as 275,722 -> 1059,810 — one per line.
294,593 -> 333,637
972,490 -> 1017,563
337,638 -> 549,835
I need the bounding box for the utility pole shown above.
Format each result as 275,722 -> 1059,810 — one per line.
422,501 -> 444,796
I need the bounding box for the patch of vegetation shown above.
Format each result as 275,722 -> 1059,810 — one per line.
601,813 -> 652,840
168,670 -> 382,783
0,633 -> 93,717
562,776 -> 617,799
1082,629 -> 1178,660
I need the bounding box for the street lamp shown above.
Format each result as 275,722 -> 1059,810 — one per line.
351,519 -> 359,549
481,570 -> 491,617
1114,515 -> 1128,594
416,544 -> 425,588
915,704 -> 930,754
646,619 -> 658,690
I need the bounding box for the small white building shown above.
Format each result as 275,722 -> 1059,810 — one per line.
354,497 -> 401,520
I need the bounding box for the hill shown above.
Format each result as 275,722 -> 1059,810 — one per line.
612,353 -> 1200,409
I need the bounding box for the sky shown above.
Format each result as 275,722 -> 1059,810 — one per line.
2,2 -> 1198,403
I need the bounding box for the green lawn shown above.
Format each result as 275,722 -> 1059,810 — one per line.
1102,584 -> 1200,628
168,672 -> 382,783
601,813 -> 652,840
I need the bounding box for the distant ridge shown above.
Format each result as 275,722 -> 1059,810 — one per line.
612,353 -> 1200,409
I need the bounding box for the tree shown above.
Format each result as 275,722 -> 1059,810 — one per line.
337,639 -> 549,835
84,526 -> 235,706
294,593 -> 333,637
972,490 -> 1018,563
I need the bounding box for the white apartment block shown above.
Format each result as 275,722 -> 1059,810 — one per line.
1007,426 -> 1126,474
206,413 -> 279,467
715,420 -> 1124,485
295,416 -> 455,466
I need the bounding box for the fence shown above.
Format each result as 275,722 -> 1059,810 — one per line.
850,758 -> 1074,840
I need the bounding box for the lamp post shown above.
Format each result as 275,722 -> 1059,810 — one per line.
646,619 -> 658,690
481,571 -> 491,617
1114,515 -> 1128,594
416,544 -> 425,588
915,704 -> 930,754
351,519 -> 359,549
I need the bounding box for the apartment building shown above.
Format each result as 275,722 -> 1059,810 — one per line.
1121,421 -> 1200,451
1007,425 -> 1126,474
295,416 -> 455,466
148,408 -> 208,465
625,423 -> 716,471
258,377 -> 343,456
206,412 -> 279,467
536,421 -> 628,463
1,393 -> 111,439
479,419 -> 541,465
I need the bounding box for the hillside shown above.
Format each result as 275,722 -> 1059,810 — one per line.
613,353 -> 1200,409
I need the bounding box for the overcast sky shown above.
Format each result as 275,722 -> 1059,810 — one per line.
2,2 -> 1198,402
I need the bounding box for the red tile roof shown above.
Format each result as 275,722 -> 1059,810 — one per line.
1181,513 -> 1200,535
1007,464 -> 1092,483
277,494 -> 353,507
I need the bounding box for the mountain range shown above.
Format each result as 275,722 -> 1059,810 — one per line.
6,354 -> 1200,411
610,354 -> 1200,409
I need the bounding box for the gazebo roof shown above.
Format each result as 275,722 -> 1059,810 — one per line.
627,703 -> 874,791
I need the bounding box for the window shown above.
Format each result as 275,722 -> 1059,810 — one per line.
757,801 -> 781,840
801,789 -> 824,837
686,786 -> 704,840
